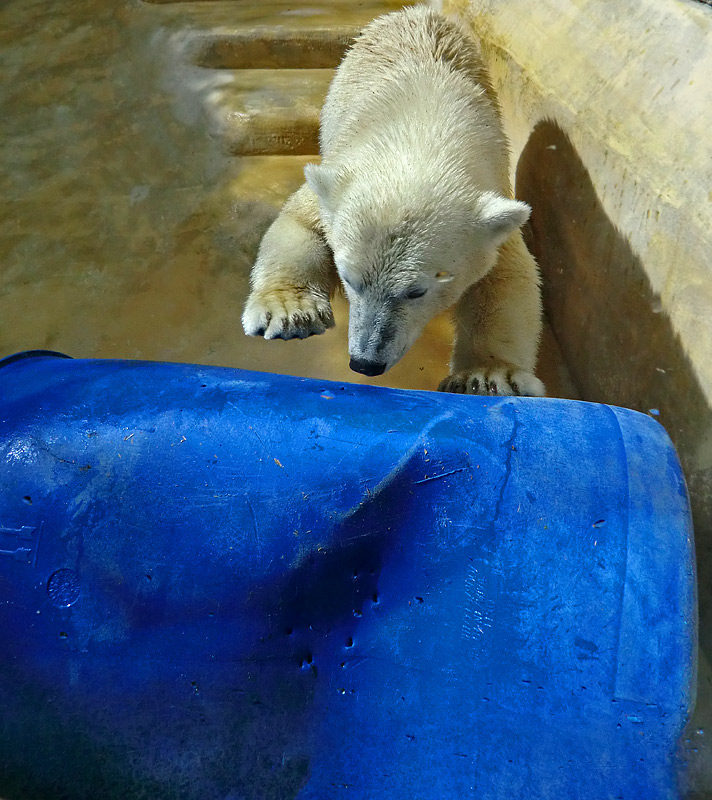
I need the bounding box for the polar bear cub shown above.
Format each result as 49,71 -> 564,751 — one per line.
242,5 -> 545,396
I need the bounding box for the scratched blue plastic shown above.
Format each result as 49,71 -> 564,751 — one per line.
0,352 -> 696,799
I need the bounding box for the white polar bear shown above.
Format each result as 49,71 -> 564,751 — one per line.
242,5 -> 545,396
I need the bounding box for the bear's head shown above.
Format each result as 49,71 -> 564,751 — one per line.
305,161 -> 530,377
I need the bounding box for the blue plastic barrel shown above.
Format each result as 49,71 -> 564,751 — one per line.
0,352 -> 696,799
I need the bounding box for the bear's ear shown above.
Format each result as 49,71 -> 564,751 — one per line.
304,163 -> 351,214
475,192 -> 531,246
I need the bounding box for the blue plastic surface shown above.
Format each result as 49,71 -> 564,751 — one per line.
0,353 -> 697,799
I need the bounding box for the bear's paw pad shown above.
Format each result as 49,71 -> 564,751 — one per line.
242,287 -> 335,340
438,367 -> 545,397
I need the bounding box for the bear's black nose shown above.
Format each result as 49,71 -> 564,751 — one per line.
349,357 -> 386,377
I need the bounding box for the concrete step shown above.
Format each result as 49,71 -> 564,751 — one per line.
206,68 -> 332,155
145,0 -> 407,70
197,27 -> 354,70
143,1 -> 407,154
144,0 -> 403,16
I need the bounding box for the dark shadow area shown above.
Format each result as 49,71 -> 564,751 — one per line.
0,460 -> 424,800
516,120 -> 712,795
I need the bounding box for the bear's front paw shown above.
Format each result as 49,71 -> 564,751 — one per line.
438,367 -> 546,397
242,287 -> 335,340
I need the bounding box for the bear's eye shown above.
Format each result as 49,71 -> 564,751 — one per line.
404,287 -> 427,300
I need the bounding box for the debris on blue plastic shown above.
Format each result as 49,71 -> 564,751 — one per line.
0,352 -> 697,799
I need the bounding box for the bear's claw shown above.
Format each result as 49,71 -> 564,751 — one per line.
438,367 -> 545,397
242,288 -> 335,340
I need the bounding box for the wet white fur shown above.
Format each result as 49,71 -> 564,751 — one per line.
242,6 -> 544,396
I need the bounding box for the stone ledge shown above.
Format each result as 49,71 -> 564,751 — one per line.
141,0 -> 406,37
203,68 -> 333,155
195,28 -> 354,69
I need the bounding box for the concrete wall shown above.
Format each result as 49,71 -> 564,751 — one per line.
442,0 -> 712,651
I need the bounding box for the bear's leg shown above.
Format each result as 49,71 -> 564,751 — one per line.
439,231 -> 546,397
242,183 -> 338,340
